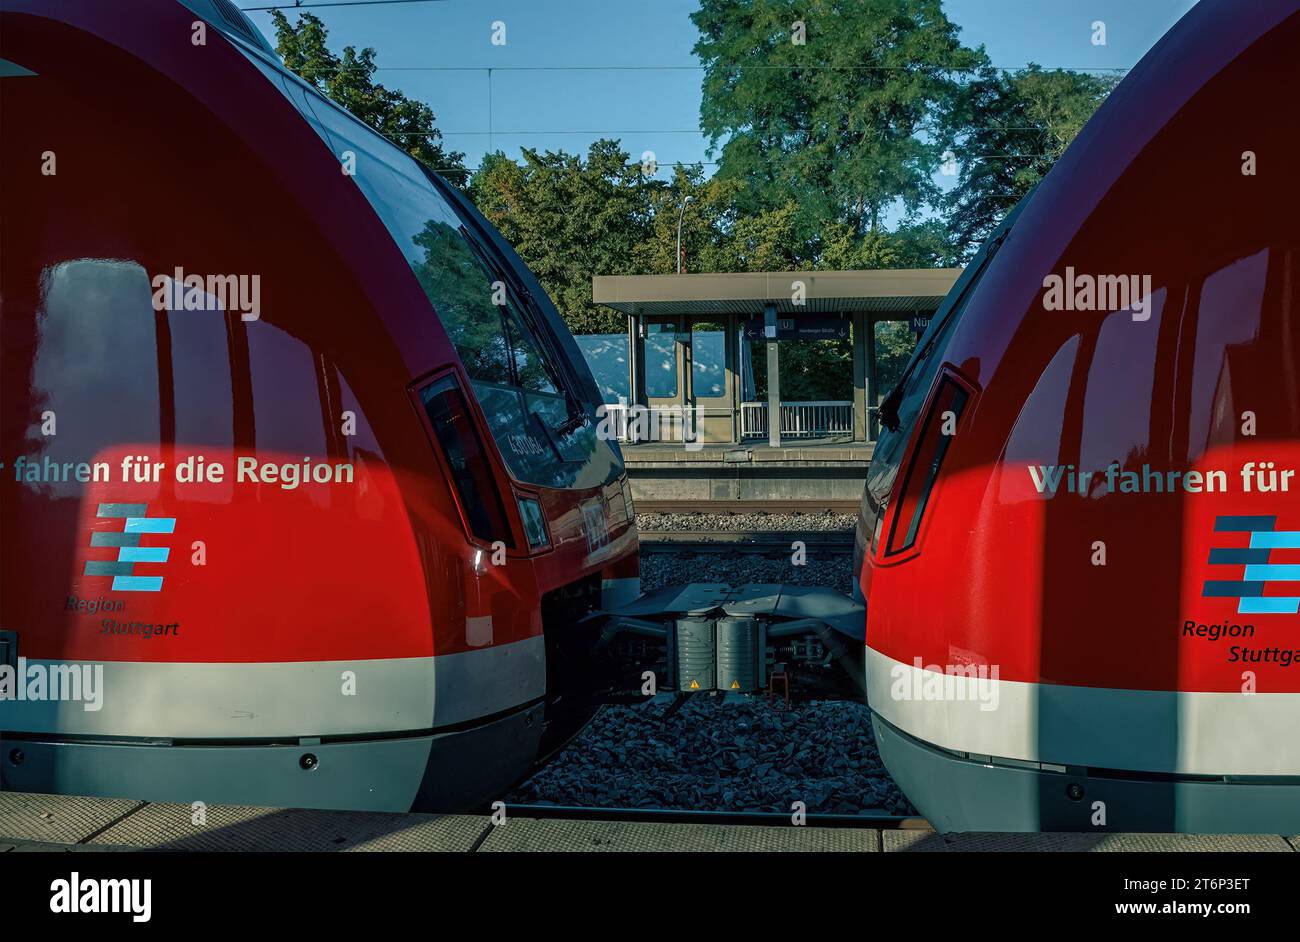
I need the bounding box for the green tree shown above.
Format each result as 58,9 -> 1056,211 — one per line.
710,202 -> 806,272
692,0 -> 983,238
632,165 -> 743,274
638,168 -> 818,273
270,11 -> 468,185
813,218 -> 959,270
943,63 -> 1117,253
469,141 -> 654,334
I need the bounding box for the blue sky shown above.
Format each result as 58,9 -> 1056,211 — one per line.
237,0 -> 1199,177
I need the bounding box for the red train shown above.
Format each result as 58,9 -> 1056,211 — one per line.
857,0 -> 1300,832
0,0 -> 639,811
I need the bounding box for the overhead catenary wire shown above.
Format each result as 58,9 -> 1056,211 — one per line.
237,0 -> 1120,173
235,3 -> 1130,74
241,0 -> 453,10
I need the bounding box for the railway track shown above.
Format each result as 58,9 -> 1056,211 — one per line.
639,529 -> 856,553
500,802 -> 925,830
635,499 -> 861,515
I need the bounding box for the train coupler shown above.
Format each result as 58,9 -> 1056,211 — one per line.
591,583 -> 866,702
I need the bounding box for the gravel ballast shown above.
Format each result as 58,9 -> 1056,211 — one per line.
510,525 -> 914,816
641,546 -> 855,595
636,511 -> 857,532
510,695 -> 914,816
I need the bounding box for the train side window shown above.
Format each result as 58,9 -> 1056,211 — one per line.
884,375 -> 970,556
419,376 -> 514,547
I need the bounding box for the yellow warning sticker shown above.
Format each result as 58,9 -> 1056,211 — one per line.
730,680 -> 741,689
689,679 -> 700,689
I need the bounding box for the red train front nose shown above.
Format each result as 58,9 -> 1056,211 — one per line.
857,0 -> 1300,832
0,0 -> 639,813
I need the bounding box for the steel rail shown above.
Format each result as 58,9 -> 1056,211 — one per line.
499,802 -> 925,830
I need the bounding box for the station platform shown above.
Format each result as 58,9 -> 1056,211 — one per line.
623,441 -> 873,505
2,791 -> 1297,853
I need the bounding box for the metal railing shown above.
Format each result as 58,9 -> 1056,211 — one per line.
599,400 -> 855,442
740,401 -> 854,439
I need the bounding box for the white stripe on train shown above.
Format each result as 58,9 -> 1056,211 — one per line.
4,635 -> 545,739
866,645 -> 1300,777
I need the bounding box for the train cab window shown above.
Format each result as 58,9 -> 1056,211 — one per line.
419,376 -> 513,546
866,260 -> 984,552
863,197 -> 1025,554
293,93 -> 592,487
884,376 -> 969,555
411,216 -> 592,483
501,301 -> 562,396
411,220 -> 521,387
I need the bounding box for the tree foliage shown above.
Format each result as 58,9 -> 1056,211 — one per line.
943,64 -> 1118,253
692,0 -> 982,236
267,6 -> 1113,351
469,141 -> 653,334
270,11 -> 468,186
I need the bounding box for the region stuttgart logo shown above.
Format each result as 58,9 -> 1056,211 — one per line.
1204,515 -> 1300,614
83,503 -> 176,593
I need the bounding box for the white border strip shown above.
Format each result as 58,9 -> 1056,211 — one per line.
866,645 -> 1300,776
5,636 -> 545,739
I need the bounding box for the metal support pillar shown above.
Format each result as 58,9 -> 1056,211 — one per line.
764,304 -> 780,449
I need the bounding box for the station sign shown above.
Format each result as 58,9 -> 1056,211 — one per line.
742,316 -> 850,342
909,313 -> 931,336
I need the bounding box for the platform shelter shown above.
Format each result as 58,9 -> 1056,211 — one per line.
590,269 -> 961,447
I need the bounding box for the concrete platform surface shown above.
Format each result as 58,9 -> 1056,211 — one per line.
625,441 -> 871,502
2,792 -> 1298,852
477,817 -> 880,852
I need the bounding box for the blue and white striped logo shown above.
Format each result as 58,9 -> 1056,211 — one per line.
1204,515 -> 1300,614
84,503 -> 176,593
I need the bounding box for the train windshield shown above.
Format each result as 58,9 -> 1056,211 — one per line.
862,200 -> 1024,551
269,73 -> 600,488
411,210 -> 597,486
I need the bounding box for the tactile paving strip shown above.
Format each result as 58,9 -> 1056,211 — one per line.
884,831 -> 1296,852
2,839 -> 136,853
90,802 -> 490,852
1088,833 -> 1294,853
0,792 -> 144,844
478,818 -> 880,852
